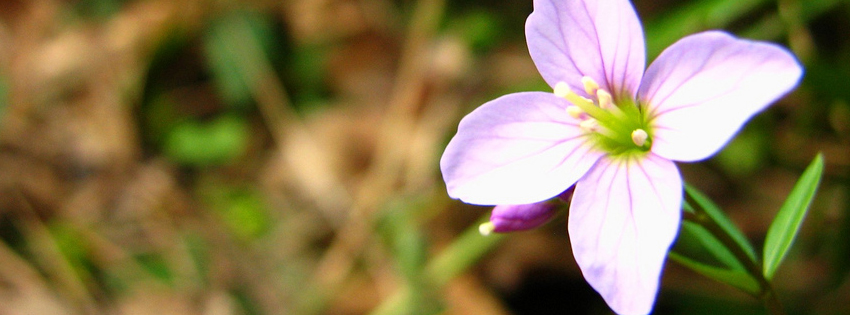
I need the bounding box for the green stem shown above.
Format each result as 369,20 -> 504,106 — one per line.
425,221 -> 506,287
683,210 -> 786,315
369,214 -> 505,315
762,283 -> 786,315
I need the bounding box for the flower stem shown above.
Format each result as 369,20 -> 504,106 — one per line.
368,214 -> 505,315
762,283 -> 786,315
682,210 -> 786,315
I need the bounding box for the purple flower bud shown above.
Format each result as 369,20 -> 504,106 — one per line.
479,200 -> 560,235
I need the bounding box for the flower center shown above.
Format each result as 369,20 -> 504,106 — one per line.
554,77 -> 651,156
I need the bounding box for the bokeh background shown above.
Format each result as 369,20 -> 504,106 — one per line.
0,0 -> 848,314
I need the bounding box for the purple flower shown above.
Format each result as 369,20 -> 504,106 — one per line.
439,0 -> 802,314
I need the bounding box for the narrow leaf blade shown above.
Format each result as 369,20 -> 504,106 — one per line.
763,153 -> 825,279
680,221 -> 747,272
685,184 -> 759,264
668,251 -> 761,295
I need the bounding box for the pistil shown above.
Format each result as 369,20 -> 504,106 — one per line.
631,129 -> 649,147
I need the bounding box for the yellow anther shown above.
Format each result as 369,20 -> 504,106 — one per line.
554,82 -> 571,98
566,106 -> 584,119
631,129 -> 649,147
479,222 -> 496,236
581,76 -> 600,96
597,89 -> 613,109
579,119 -> 599,132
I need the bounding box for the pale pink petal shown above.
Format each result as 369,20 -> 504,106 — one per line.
526,0 -> 645,100
638,31 -> 803,162
568,154 -> 682,315
440,92 -> 603,205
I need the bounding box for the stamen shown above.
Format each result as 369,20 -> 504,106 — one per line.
554,82 -> 571,98
479,222 -> 496,236
553,82 -> 594,108
631,129 -> 649,147
554,81 -> 618,131
580,119 -> 599,132
597,89 -> 613,109
565,92 -> 594,110
581,76 -> 600,96
566,106 -> 584,119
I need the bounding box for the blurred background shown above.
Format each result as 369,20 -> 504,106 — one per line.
0,0 -> 848,314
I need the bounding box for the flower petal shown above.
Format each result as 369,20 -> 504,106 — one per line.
639,31 -> 803,162
526,0 -> 646,100
568,154 -> 682,315
440,92 -> 603,205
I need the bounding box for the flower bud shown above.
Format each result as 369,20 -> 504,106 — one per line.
480,200 -> 559,235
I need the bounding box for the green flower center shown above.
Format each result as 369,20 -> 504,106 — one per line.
554,77 -> 652,157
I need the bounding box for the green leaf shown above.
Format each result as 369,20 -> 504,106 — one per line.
685,184 -> 758,264
164,115 -> 250,166
669,252 -> 761,295
49,222 -> 91,277
678,221 -> 747,272
135,253 -> 174,283
763,153 -> 825,280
